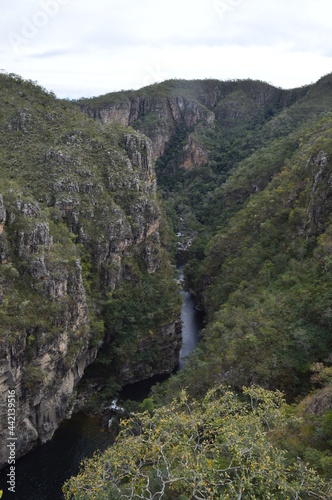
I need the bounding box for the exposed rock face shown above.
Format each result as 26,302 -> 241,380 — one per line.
0,196 -> 6,235
79,77 -> 332,183
78,79 -> 293,169
300,386 -> 332,416
0,330 -> 98,463
307,151 -> 332,234
80,93 -> 215,164
182,134 -> 210,170
0,75 -> 181,467
0,198 -> 95,465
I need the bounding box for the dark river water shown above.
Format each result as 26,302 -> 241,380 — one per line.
0,264 -> 203,499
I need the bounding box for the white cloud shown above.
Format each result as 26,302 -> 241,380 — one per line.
1,0 -> 332,97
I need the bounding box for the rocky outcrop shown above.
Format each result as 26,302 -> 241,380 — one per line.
307,151 -> 332,234
0,196 -> 6,235
299,386 -> 332,416
0,75 -> 182,467
78,79 -> 294,169
80,93 -> 215,164
182,134 -> 210,170
0,330 -> 98,464
0,196 -> 95,466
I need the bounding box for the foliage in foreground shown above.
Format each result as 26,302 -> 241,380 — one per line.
63,386 -> 331,499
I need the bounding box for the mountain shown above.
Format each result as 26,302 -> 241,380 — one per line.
78,74 -> 332,235
78,73 -> 332,395
0,73 -> 181,466
83,73 -> 332,400
78,78 -> 298,167
78,78 -> 332,398
192,113 -> 332,396
68,73 -> 332,496
1,70 -> 332,495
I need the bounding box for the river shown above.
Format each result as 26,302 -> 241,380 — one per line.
0,264 -> 203,499
178,267 -> 203,370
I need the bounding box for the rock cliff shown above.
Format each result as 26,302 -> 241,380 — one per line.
79,91 -> 215,167
0,74 -> 181,466
78,79 -> 304,170
79,76 -> 332,178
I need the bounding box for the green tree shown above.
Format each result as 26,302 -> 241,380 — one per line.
63,385 -> 331,499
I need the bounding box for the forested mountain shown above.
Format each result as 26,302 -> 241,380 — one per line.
0,73 -> 181,466
1,70 -> 332,497
64,74 -> 332,498
78,74 -> 332,401
78,73 -> 332,233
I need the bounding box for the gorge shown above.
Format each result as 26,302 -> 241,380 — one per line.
1,71 -> 332,498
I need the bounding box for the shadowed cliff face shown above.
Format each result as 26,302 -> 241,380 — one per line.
0,74 -> 181,466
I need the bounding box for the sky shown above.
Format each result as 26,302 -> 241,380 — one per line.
1,0 -> 332,99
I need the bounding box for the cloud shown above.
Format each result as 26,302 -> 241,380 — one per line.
1,0 -> 332,97
28,49 -> 70,58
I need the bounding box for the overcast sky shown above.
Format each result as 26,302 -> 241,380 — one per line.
1,0 -> 332,99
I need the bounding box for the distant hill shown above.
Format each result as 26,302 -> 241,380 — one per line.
78,74 -> 332,230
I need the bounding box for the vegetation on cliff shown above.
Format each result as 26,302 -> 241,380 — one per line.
2,70 -> 332,496
0,72 -> 181,463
